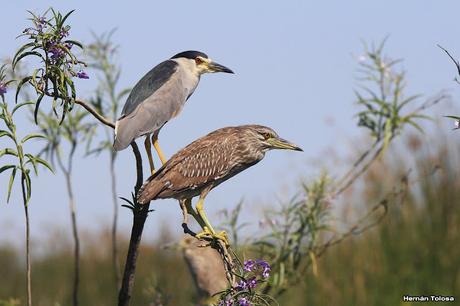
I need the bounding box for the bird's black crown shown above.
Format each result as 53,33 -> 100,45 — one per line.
171,50 -> 208,60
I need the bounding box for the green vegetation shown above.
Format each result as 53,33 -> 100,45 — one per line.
1,133 -> 459,306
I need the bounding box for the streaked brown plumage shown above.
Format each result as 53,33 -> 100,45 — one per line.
137,124 -> 302,243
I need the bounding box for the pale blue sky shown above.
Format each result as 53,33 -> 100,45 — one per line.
1,1 -> 459,247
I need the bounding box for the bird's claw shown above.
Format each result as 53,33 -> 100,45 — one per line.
196,227 -> 230,246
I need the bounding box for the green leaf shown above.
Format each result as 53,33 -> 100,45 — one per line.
34,92 -> 45,124
12,101 -> 34,115
381,118 -> 392,157
0,130 -> 14,140
0,165 -> 15,174
67,78 -> 76,100
21,133 -> 47,144
26,154 -> 38,176
406,120 -> 425,134
24,172 -> 32,204
60,10 -> 75,28
64,40 -> 84,49
34,156 -> 54,173
15,76 -> 33,103
12,42 -> 36,68
396,94 -> 421,112
13,51 -> 44,67
444,115 -> 460,120
0,148 -> 18,158
7,167 -> 17,203
408,114 -> 432,121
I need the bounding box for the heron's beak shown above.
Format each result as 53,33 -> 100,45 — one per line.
207,61 -> 234,74
269,137 -> 303,151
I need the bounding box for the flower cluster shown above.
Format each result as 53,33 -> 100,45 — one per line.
14,9 -> 90,122
243,259 -> 271,278
19,11 -> 88,81
218,259 -> 271,306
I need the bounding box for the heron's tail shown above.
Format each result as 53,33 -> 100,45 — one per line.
137,173 -> 165,204
113,117 -> 134,151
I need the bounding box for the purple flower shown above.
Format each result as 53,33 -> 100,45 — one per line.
247,277 -> 258,289
236,280 -> 248,291
37,17 -> 47,31
0,83 -> 7,95
49,47 -> 65,60
218,298 -> 234,306
244,260 -> 255,272
244,259 -> 271,278
77,70 -> 89,79
254,259 -> 271,278
236,277 -> 258,291
238,297 -> 250,306
64,42 -> 73,50
59,28 -> 69,39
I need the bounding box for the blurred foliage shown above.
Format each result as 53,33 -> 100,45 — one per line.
85,30 -> 130,155
36,107 -> 95,167
219,201 -> 248,250
249,174 -> 331,298
355,38 -> 429,143
84,30 -> 131,289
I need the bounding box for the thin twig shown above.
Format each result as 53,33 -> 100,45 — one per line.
56,149 -> 80,306
110,153 -> 121,289
75,99 -> 115,128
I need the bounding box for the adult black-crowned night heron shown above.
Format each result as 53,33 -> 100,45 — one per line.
113,50 -> 233,172
137,125 -> 302,244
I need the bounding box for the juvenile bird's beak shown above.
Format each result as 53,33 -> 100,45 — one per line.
269,137 -> 303,151
208,61 -> 234,74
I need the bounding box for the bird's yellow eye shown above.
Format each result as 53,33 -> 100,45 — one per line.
262,132 -> 271,140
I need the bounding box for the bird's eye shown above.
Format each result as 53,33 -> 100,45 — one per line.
195,57 -> 204,65
262,132 -> 271,140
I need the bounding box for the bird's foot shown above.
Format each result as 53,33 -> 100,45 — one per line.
196,227 -> 229,246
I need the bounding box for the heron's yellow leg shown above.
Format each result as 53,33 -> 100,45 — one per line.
195,195 -> 229,246
180,199 -> 206,228
152,134 -> 167,165
144,135 -> 155,174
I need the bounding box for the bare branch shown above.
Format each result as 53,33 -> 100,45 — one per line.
75,99 -> 115,129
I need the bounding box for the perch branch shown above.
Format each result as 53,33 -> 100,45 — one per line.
70,97 -> 150,306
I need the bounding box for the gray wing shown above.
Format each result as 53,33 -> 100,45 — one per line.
120,60 -> 179,117
113,60 -> 189,151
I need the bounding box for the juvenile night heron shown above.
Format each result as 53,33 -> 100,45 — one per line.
137,125 -> 302,244
113,50 -> 233,172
